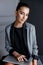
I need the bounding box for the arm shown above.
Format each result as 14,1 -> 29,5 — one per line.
5,26 -> 20,56
32,26 -> 39,65
5,25 -> 15,54
5,25 -> 21,55
5,26 -> 27,62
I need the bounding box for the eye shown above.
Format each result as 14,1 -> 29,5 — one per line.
19,11 -> 24,15
20,12 -> 24,15
26,14 -> 29,16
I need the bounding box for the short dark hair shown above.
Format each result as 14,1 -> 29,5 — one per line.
16,2 -> 30,11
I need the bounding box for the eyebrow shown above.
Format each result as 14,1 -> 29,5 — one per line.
19,10 -> 29,15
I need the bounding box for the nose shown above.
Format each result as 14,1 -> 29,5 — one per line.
23,15 -> 25,19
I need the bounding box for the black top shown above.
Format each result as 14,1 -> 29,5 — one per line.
10,24 -> 30,59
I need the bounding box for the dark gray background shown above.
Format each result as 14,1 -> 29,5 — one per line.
20,0 -> 43,55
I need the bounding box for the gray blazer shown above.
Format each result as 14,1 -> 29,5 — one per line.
5,22 -> 38,58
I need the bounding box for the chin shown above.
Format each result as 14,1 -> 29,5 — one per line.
20,22 -> 24,24
19,20 -> 26,24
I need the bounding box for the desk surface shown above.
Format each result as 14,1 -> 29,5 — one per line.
3,55 -> 32,65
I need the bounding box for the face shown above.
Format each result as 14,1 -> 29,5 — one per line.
16,6 -> 30,24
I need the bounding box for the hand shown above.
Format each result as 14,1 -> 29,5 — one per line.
12,51 -> 27,62
29,59 -> 38,65
33,59 -> 37,65
17,55 -> 27,62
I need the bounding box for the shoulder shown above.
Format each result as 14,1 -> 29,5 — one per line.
25,22 -> 35,29
5,23 -> 13,32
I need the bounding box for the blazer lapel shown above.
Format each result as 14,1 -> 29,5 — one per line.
23,22 -> 32,54
26,23 -> 32,55
27,26 -> 31,53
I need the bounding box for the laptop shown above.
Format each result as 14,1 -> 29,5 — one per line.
3,55 -> 32,65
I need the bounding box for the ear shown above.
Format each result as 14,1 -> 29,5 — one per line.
15,10 -> 18,17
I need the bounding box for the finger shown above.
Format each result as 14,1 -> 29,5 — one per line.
22,55 -> 26,57
20,55 -> 26,62
17,57 -> 21,62
23,57 -> 28,61
29,62 -> 33,65
17,57 -> 22,62
21,58 -> 24,62
20,55 -> 26,61
18,57 -> 24,62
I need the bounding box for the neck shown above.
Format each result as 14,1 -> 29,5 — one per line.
14,21 -> 23,28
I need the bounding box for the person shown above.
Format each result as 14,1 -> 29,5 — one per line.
4,2 -> 39,65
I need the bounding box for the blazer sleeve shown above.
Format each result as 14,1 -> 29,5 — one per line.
32,26 -> 39,60
5,26 -> 15,54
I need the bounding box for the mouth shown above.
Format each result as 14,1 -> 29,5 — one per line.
21,19 -> 25,21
